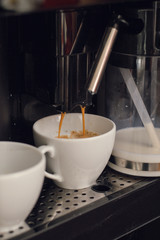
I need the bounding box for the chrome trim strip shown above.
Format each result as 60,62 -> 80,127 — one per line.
110,157 -> 160,171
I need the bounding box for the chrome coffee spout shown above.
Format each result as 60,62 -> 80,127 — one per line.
88,15 -> 128,95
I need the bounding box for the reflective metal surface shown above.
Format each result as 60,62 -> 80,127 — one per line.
88,27 -> 118,95
109,157 -> 160,177
110,157 -> 160,171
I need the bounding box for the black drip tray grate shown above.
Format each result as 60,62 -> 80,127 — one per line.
0,167 -> 148,240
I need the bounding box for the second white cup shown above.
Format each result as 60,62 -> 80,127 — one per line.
0,141 -> 54,233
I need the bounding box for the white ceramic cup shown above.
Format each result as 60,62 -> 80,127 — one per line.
33,113 -> 116,189
0,141 -> 54,233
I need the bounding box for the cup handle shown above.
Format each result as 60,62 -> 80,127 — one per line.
38,145 -> 63,182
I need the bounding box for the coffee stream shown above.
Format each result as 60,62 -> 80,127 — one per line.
58,112 -> 66,138
80,105 -> 86,136
57,106 -> 98,139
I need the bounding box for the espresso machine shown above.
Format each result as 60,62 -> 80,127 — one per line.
1,1 -> 160,240
1,0 -> 160,175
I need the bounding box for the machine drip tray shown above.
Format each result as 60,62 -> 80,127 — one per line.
0,167 -> 156,240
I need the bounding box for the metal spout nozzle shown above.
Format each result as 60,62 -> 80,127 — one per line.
88,14 -> 128,95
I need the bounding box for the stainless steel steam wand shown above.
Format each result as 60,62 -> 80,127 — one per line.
87,14 -> 128,95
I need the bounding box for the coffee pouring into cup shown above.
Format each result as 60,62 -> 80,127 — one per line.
33,111 -> 116,190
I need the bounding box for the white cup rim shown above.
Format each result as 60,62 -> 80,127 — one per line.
0,141 -> 44,179
33,113 -> 116,142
